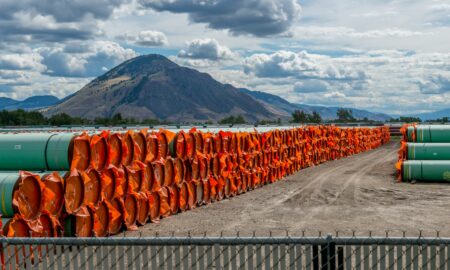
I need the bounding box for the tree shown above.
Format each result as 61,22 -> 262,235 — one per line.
308,111 -> 322,123
48,113 -> 73,126
336,108 -> 355,122
291,110 -> 308,123
218,115 -> 247,125
0,109 -> 47,125
389,116 -> 421,123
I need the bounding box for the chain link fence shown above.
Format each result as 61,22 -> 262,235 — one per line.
2,234 -> 450,269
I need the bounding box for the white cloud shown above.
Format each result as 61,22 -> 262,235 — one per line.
243,50 -> 366,81
324,91 -> 345,98
0,53 -> 45,71
289,26 -> 427,43
178,38 -> 235,60
418,74 -> 450,94
39,41 -> 136,77
117,30 -> 168,46
430,4 -> 450,12
139,0 -> 302,36
293,80 -> 328,93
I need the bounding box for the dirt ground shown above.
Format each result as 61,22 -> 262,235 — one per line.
126,139 -> 450,238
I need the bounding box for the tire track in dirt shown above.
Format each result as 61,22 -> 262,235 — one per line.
223,143 -> 394,231
293,144 -> 399,227
133,140 -> 450,237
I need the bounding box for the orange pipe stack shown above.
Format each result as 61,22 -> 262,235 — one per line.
2,126 -> 390,237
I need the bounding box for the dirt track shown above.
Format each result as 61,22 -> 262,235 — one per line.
127,140 -> 450,237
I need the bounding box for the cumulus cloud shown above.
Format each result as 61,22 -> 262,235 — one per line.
40,41 -> 137,77
117,30 -> 168,47
293,80 -> 328,93
324,91 -> 346,98
418,74 -> 450,94
243,50 -> 366,81
0,53 -> 44,71
289,26 -> 426,42
429,4 -> 450,12
139,0 -> 301,36
0,0 -> 127,22
178,38 -> 234,60
0,12 -> 100,43
0,0 -> 129,43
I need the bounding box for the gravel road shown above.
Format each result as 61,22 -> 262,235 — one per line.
126,140 -> 450,238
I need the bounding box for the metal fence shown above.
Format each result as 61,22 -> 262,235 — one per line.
2,235 -> 450,269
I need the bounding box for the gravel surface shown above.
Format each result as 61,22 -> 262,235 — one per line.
125,140 -> 450,238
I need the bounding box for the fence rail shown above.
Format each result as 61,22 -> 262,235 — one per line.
2,235 -> 450,269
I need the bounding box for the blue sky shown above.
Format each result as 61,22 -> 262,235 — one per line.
0,0 -> 449,115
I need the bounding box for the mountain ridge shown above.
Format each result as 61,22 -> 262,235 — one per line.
239,88 -> 392,121
0,95 -> 59,110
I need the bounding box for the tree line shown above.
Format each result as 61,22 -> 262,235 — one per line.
0,110 -> 171,126
0,108 -> 442,126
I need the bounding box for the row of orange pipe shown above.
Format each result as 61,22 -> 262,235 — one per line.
2,126 -> 390,237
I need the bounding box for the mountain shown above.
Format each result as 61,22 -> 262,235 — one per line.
240,89 -> 392,121
414,109 -> 450,121
44,54 -> 274,122
0,97 -> 18,108
0,95 -> 59,110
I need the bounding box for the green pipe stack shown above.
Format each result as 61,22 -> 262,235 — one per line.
0,133 -> 82,171
0,132 -> 86,234
400,125 -> 450,182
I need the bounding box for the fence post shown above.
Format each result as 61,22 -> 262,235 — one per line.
321,234 -> 335,270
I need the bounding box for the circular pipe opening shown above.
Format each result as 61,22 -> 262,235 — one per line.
14,174 -> 42,220
108,133 -> 123,167
148,192 -> 160,222
136,193 -> 149,226
41,173 -> 64,216
90,135 -> 108,171
64,171 -> 84,214
84,169 -> 101,206
133,132 -> 147,162
109,198 -> 124,235
93,201 -> 109,237
100,169 -> 116,201
124,194 -> 138,229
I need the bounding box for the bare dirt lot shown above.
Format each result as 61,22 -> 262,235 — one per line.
127,140 -> 450,238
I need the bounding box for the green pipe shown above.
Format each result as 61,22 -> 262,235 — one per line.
46,133 -> 75,170
407,125 -> 450,142
0,133 -> 75,170
0,174 -> 17,217
407,143 -> 450,160
403,160 -> 450,182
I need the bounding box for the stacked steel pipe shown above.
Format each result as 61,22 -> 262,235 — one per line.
397,124 -> 450,182
1,126 -> 390,237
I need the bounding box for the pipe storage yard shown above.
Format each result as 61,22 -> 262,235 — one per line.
397,125 -> 450,182
0,125 -> 390,237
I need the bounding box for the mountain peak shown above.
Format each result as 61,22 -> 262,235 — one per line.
45,54 -> 273,122
97,54 -> 178,81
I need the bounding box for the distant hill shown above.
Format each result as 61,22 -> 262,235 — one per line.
0,95 -> 59,110
239,88 -> 391,121
44,54 -> 274,122
0,97 -> 18,108
414,109 -> 450,121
